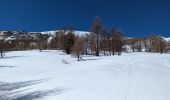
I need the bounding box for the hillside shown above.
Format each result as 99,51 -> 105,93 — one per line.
0,30 -> 169,41
0,50 -> 170,100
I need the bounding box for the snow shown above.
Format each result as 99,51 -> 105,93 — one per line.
30,30 -> 89,36
0,51 -> 170,100
73,31 -> 90,36
41,31 -> 58,35
47,37 -> 53,44
4,36 -> 16,41
163,37 -> 170,42
0,36 -> 5,40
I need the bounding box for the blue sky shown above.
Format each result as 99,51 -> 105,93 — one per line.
0,0 -> 170,37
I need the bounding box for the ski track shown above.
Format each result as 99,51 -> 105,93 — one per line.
0,51 -> 170,100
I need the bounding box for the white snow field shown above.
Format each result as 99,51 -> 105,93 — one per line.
0,50 -> 170,100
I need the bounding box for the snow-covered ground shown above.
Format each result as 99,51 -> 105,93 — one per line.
0,50 -> 170,100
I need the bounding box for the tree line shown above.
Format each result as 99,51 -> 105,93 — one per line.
0,16 -> 170,60
126,34 -> 170,54
47,16 -> 124,60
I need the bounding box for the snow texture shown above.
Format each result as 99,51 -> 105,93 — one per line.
0,50 -> 170,100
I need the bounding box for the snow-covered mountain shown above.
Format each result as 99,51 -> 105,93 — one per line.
0,30 -> 170,42
30,30 -> 90,36
162,37 -> 170,42
0,30 -> 90,41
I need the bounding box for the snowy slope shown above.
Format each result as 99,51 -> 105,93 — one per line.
0,51 -> 170,100
162,37 -> 170,41
31,30 -> 90,36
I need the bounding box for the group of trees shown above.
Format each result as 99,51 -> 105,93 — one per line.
0,16 -> 170,60
88,16 -> 124,57
126,34 -> 170,54
144,35 -> 168,54
46,16 -> 124,61
0,31 -> 50,58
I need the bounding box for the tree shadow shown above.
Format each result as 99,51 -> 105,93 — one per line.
2,56 -> 26,59
0,79 -> 65,100
8,88 -> 63,100
0,66 -> 15,68
41,50 -> 57,53
82,55 -> 95,57
59,53 -> 69,55
82,58 -> 102,61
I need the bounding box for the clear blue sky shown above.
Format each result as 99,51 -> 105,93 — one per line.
0,0 -> 170,37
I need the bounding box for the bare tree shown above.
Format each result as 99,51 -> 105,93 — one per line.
88,33 -> 96,55
129,38 -> 137,52
167,40 -> 170,52
71,36 -> 84,61
0,39 -> 4,58
143,37 -> 149,52
37,33 -> 43,52
109,26 -> 117,55
57,30 -> 65,50
84,34 -> 89,55
114,31 -> 123,55
101,28 -> 111,56
91,16 -> 103,56
148,34 -> 167,54
158,36 -> 167,54
149,34 -> 160,53
150,35 -> 159,52
130,38 -> 142,52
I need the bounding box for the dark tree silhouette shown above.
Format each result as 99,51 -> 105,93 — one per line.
64,32 -> 75,54
0,39 -> 5,58
37,33 -> 43,52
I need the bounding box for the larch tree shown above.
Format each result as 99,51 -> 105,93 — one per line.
136,38 -> 143,52
71,36 -> 84,61
88,33 -> 96,55
84,34 -> 89,55
167,40 -> 170,52
143,37 -> 149,52
37,33 -> 43,52
109,26 -> 117,55
101,28 -> 110,56
91,16 -> 103,56
148,34 -> 167,54
149,34 -> 160,53
158,36 -> 167,54
114,31 -> 123,55
58,30 -> 65,50
0,38 -> 5,58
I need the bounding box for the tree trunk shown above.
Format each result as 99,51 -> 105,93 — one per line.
0,50 -> 3,58
96,33 -> 99,56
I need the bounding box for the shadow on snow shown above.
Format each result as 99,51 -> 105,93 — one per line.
0,79 -> 64,100
0,66 -> 15,68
